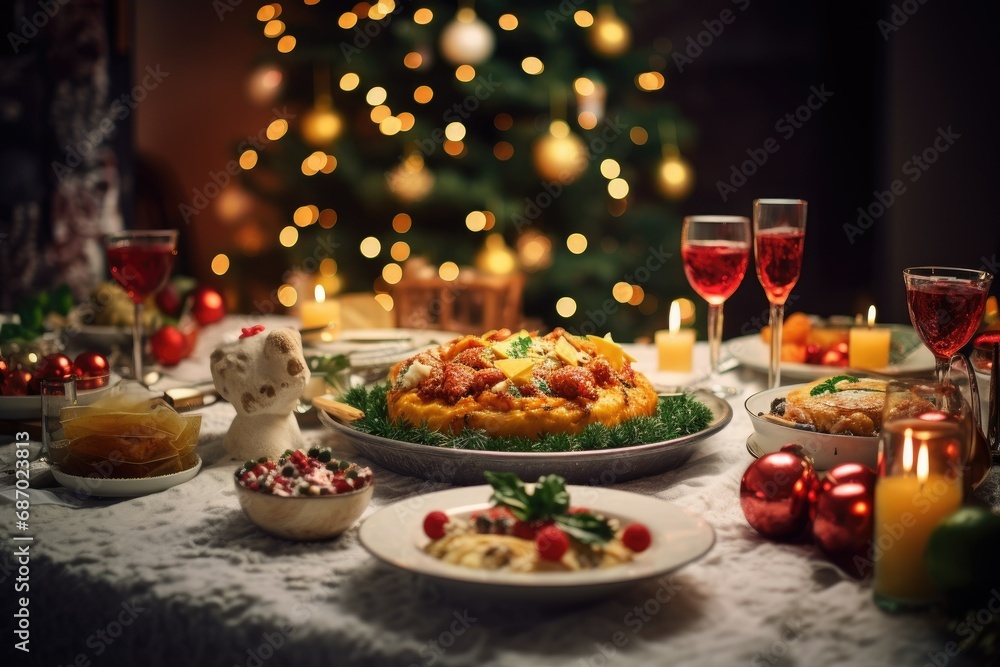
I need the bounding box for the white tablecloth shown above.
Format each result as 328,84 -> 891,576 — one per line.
2,318 -> 998,667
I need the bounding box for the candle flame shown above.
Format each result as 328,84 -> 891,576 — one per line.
902,427 -> 913,472
314,284 -> 326,303
917,442 -> 929,483
669,300 -> 681,334
867,305 -> 876,327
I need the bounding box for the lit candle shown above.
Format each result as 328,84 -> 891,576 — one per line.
849,305 -> 891,369
873,419 -> 963,610
655,300 -> 696,372
299,284 -> 341,332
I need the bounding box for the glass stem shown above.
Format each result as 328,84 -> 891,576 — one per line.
935,357 -> 951,386
768,302 -> 784,389
707,302 -> 723,379
132,301 -> 144,383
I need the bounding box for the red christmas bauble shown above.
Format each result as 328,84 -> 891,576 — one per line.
740,450 -> 818,539
191,287 -> 225,326
0,355 -> 9,378
1,368 -> 32,396
73,351 -> 110,389
150,325 -> 187,366
35,353 -> 75,380
811,481 -> 874,577
811,462 -> 876,520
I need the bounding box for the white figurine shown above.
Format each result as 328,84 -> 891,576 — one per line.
210,325 -> 309,461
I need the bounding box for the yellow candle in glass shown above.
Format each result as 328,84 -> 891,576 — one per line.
849,305 -> 891,369
300,284 -> 341,330
873,421 -> 963,609
655,300 -> 695,372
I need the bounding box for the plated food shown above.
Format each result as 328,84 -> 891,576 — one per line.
234,447 -> 374,540
767,375 -> 887,436
386,328 -> 659,439
422,472 -> 651,573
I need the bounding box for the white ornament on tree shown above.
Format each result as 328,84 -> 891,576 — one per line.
440,8 -> 495,65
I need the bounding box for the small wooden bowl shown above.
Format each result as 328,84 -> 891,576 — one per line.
234,478 -> 373,541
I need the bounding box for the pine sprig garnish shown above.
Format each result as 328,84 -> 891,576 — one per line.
341,384 -> 713,452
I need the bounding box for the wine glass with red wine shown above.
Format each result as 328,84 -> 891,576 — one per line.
753,198 -> 807,389
904,266 -> 993,383
104,230 -> 178,383
681,215 -> 750,395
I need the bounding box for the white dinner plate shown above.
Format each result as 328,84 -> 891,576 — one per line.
0,373 -> 122,421
359,484 -> 715,603
726,325 -> 935,380
51,455 -> 202,497
303,328 -> 455,373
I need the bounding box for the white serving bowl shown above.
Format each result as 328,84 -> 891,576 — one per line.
234,478 -> 373,541
744,384 -> 880,470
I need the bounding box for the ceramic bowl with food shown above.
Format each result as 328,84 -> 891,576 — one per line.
234,447 -> 374,541
744,382 -> 881,470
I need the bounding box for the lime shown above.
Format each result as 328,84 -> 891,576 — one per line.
926,506 -> 1000,607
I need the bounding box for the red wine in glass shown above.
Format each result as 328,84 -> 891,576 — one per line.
682,241 -> 750,305
755,227 -> 805,304
106,244 -> 176,303
904,268 -> 993,382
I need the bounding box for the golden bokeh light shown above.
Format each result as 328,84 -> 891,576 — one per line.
549,119 -> 570,139
306,151 -> 327,172
600,159 -> 621,179
340,73 -> 360,91
276,35 -> 296,53
320,258 -> 338,276
398,112 -> 415,131
566,233 -> 588,254
628,285 -> 645,307
444,122 -> 466,141
366,86 -> 387,106
338,12 -> 358,29
263,20 -> 285,37
574,10 -> 594,27
380,116 -> 402,135
392,213 -> 412,233
612,282 -> 633,303
577,112 -> 597,130
390,241 -> 410,261
278,226 -> 299,247
239,149 -> 258,170
413,85 -> 434,103
636,71 -> 665,91
382,263 -> 403,284
556,297 -> 577,318
320,155 -> 337,174
404,51 -> 423,69
573,77 -> 595,96
629,126 -> 648,145
360,236 -> 382,258
266,118 -> 288,140
374,293 -> 394,311
301,157 -> 318,176
211,253 -> 230,276
439,261 -> 460,281
370,105 -> 392,123
493,141 -> 514,160
277,284 -> 297,308
443,140 -> 465,156
521,57 -> 543,75
465,210 -> 487,232
293,205 -> 317,226
413,7 -> 433,24
257,5 -> 276,21
608,178 -> 629,199
318,209 -> 337,228
455,65 -> 476,82
498,13 -> 518,30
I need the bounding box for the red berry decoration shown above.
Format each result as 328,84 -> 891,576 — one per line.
35,353 -> 75,380
191,287 -> 225,326
622,523 -> 652,553
811,482 -> 874,577
535,525 -> 569,561
423,511 -> 450,539
740,448 -> 818,539
73,351 -> 110,389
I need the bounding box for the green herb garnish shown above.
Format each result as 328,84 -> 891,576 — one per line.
534,378 -> 553,396
341,384 -> 713,453
506,335 -> 532,359
809,375 -> 859,396
484,472 -> 614,545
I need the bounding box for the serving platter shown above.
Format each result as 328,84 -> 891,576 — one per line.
727,325 -> 934,380
0,373 -> 122,421
359,484 -> 715,603
318,391 -> 732,485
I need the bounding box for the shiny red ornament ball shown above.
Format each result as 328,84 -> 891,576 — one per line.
35,353 -> 75,380
150,325 -> 188,366
191,287 -> 225,326
811,481 -> 874,577
740,450 -> 818,539
73,351 -> 110,389
1,368 -> 32,396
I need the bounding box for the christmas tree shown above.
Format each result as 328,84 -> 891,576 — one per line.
234,0 -> 695,340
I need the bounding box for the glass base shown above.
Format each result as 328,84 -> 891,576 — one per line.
874,591 -> 933,613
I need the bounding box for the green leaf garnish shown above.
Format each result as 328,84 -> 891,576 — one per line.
506,335 -> 532,359
809,375 -> 859,396
484,472 -> 612,544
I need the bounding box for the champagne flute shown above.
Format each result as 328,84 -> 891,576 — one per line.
104,230 -> 178,383
903,266 -> 993,383
753,198 -> 807,388
681,215 -> 750,396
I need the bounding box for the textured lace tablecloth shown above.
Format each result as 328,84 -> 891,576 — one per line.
2,321 -> 998,667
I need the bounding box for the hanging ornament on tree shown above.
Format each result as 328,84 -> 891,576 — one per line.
440,6 -> 495,66
740,444 -> 818,539
588,4 -> 631,57
300,65 -> 343,146
532,120 -> 588,184
474,234 -> 518,275
655,121 -> 694,200
387,153 -> 435,203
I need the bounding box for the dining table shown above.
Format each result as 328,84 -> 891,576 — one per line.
2,315 -> 998,667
